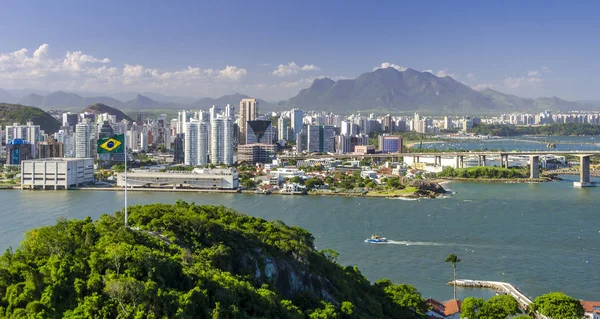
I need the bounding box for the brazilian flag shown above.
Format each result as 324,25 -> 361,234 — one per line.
98,134 -> 125,154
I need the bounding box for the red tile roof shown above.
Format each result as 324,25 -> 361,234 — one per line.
443,299 -> 462,316
581,301 -> 600,313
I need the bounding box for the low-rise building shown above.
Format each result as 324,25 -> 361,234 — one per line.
582,301 -> 600,319
425,298 -> 461,319
117,168 -> 238,189
238,143 -> 277,165
354,145 -> 375,154
21,158 -> 94,189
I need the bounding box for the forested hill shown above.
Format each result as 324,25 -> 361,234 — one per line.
469,122 -> 600,136
0,103 -> 61,134
0,202 -> 428,318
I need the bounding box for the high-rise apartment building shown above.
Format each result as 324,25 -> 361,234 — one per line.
184,121 -> 209,167
290,109 -> 304,141
239,98 -> 258,145
278,116 -> 288,141
444,116 -> 452,130
307,125 -> 335,153
75,121 -> 92,158
210,117 -> 234,165
5,121 -> 41,158
62,113 -> 78,129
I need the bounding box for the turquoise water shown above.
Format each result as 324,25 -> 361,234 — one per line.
1,175 -> 599,301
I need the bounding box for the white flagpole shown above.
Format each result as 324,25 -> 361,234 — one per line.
124,133 -> 128,227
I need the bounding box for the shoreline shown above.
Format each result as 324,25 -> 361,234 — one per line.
437,177 -> 552,183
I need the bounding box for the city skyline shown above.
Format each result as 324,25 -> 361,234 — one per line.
2,1 -> 600,101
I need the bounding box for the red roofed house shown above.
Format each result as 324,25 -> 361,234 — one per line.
581,301 -> 600,319
425,298 -> 462,319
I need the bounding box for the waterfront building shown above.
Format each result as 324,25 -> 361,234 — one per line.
307,124 -> 335,153
290,108 -> 303,141
6,139 -> 33,165
116,168 -> 239,189
378,135 -> 403,153
246,120 -> 274,144
184,121 -> 209,166
239,98 -> 258,145
210,117 -> 234,165
21,158 -> 94,189
237,143 -> 276,165
173,134 -> 184,164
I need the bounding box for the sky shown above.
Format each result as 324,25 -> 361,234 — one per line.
1,0 -> 600,102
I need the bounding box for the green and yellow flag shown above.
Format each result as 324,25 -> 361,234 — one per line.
97,134 -> 125,154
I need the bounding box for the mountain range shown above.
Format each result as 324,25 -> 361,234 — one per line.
1,67 -> 599,114
279,67 -> 600,114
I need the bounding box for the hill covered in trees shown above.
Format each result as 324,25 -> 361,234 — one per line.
0,103 -> 61,134
469,122 -> 600,136
0,201 -> 429,318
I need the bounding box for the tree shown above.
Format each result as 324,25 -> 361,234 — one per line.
305,178 -> 324,190
533,292 -> 584,319
243,179 -> 256,189
461,295 -> 520,319
445,253 -> 461,300
461,297 -> 484,319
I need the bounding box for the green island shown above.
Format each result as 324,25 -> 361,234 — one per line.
0,202 -> 585,318
469,123 -> 600,136
435,166 -> 550,182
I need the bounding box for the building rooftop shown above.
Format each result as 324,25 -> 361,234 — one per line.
22,158 -> 94,162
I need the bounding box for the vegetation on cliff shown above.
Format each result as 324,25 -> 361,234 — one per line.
0,202 -> 428,318
0,103 -> 61,134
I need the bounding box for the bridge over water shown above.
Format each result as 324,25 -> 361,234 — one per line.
279,151 -> 600,187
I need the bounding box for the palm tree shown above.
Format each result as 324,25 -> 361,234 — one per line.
445,253 -> 461,300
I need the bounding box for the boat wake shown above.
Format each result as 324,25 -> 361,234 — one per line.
387,240 -> 447,246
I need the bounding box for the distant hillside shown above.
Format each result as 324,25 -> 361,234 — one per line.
124,94 -> 181,109
189,93 -> 277,112
0,103 -> 61,134
280,67 -> 596,114
18,91 -> 126,110
0,89 -> 14,103
82,103 -> 135,122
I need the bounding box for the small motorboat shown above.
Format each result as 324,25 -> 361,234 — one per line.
364,235 -> 390,243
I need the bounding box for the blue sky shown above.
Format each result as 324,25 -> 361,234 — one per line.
1,0 -> 599,101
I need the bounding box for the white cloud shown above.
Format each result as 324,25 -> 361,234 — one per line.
374,62 -> 407,72
527,70 -> 540,77
472,83 -> 493,90
0,44 -> 248,95
466,73 -> 475,80
542,66 -> 552,74
272,62 -> 321,76
503,76 -> 542,89
435,68 -> 455,78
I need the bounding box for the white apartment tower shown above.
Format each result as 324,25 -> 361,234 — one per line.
5,121 -> 41,158
239,98 -> 258,145
75,121 -> 91,158
278,116 -> 288,141
210,112 -> 234,165
184,121 -> 209,166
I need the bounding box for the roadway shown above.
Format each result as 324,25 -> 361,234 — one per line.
279,150 -> 600,160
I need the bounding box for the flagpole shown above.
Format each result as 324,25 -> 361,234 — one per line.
124,132 -> 128,227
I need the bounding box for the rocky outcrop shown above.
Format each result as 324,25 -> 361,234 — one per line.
410,180 -> 447,197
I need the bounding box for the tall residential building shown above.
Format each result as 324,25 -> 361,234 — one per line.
75,121 -> 92,158
177,110 -> 190,135
335,134 -> 369,153
278,116 -> 288,141
239,98 -> 258,145
246,120 -> 274,144
307,125 -> 335,153
210,117 -> 234,165
62,112 -> 78,129
291,109 -> 304,140
37,138 -> 64,159
5,121 -> 41,158
184,121 -> 209,167
444,116 -> 452,130
173,134 -> 184,164
382,114 -> 395,132
140,132 -> 149,152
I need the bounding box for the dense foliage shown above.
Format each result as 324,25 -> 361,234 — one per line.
532,292 -> 584,319
470,123 -> 600,136
0,103 -> 61,134
0,202 -> 427,318
460,295 -> 520,319
437,166 -> 528,179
